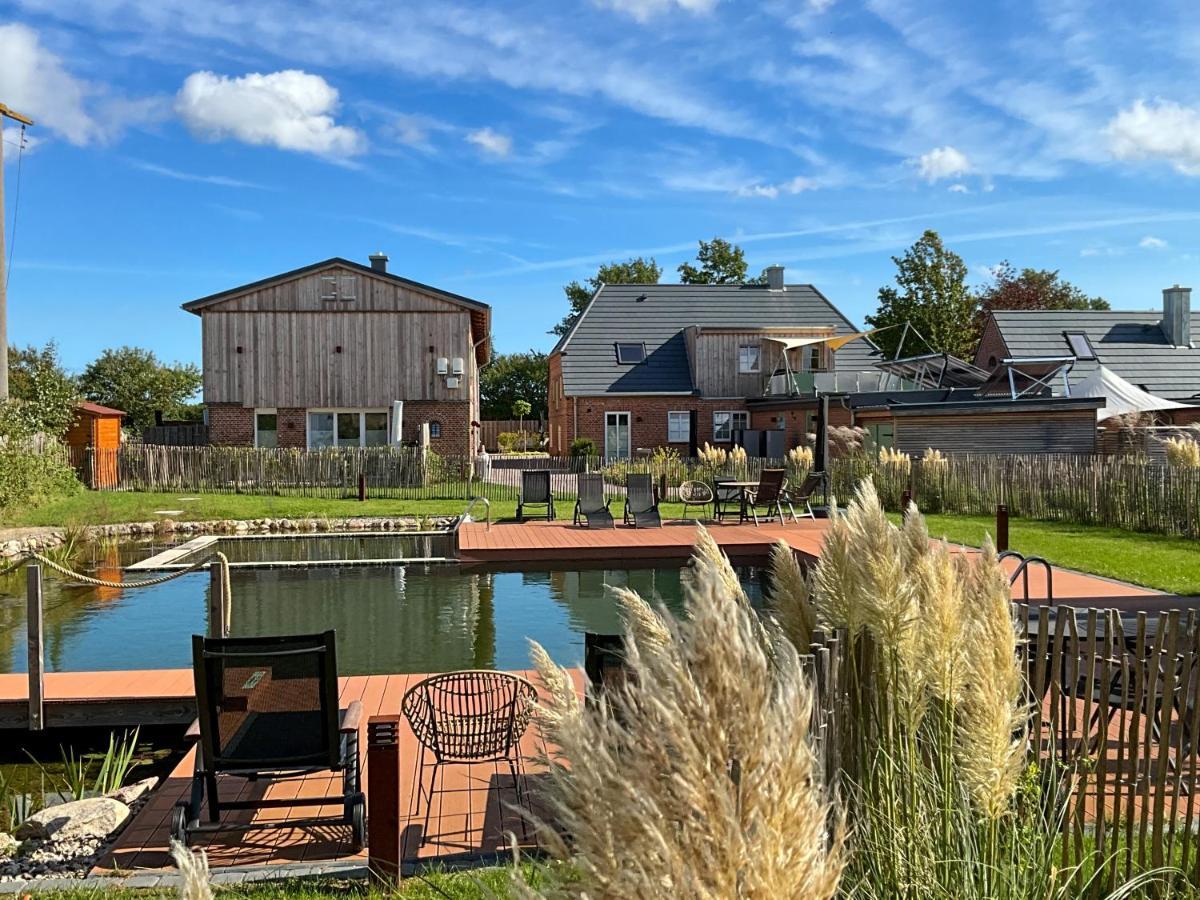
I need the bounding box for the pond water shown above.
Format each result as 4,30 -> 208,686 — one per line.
0,540 -> 764,675
162,532 -> 456,566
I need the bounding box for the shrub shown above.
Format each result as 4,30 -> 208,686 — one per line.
1164,432 -> 1200,468
878,445 -> 911,471
922,446 -> 948,467
569,437 -> 597,457
697,442 -> 728,468
497,431 -> 523,453
0,406 -> 81,519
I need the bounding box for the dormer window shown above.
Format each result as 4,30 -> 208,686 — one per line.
1064,331 -> 1096,360
320,274 -> 358,302
615,342 -> 646,364
738,343 -> 761,374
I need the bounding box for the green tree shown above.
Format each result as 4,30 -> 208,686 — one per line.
975,262 -> 1110,316
554,257 -> 662,336
678,237 -> 764,285
481,351 -> 548,420
79,347 -> 202,434
512,398 -> 532,451
866,230 -> 977,359
5,341 -> 79,437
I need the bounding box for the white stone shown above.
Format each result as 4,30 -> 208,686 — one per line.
0,833 -> 17,858
108,776 -> 158,806
14,797 -> 130,843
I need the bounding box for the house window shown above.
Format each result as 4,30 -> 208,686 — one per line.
615,342 -> 646,364
1064,332 -> 1096,360
865,423 -> 894,450
308,409 -> 389,448
801,345 -> 823,371
255,410 -> 278,448
428,420 -> 442,439
713,410 -> 749,442
738,343 -> 761,374
667,411 -> 690,443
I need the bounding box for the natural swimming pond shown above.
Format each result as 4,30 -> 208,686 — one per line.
0,539 -> 764,675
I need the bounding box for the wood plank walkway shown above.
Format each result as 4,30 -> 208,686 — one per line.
90,668 -> 579,875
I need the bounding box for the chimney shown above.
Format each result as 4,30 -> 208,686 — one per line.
1162,285 -> 1192,348
765,264 -> 785,291
369,251 -> 389,273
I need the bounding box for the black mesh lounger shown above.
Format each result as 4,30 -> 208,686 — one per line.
171,631 -> 365,848
516,470 -> 556,521
574,473 -> 614,528
623,473 -> 662,528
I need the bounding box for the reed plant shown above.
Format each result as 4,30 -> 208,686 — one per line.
1164,432 -> 1200,469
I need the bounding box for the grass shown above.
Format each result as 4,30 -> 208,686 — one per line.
893,512 -> 1200,595
1,490 -> 696,529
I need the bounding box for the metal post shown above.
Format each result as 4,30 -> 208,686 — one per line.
367,715 -> 402,884
26,564 -> 44,731
996,504 -> 1009,553
901,489 -> 912,517
358,471 -> 367,502
208,564 -> 227,638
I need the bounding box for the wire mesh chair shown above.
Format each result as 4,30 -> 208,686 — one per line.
401,670 -> 539,844
678,480 -> 714,522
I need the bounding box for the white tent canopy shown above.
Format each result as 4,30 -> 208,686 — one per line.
762,335 -> 834,351
1073,365 -> 1188,420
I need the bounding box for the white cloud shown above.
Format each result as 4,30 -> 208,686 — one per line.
913,145 -> 971,182
175,70 -> 365,158
807,0 -> 837,9
129,158 -> 267,189
1139,235 -> 1168,249
1108,99 -> 1200,175
947,183 -> 969,193
736,175 -> 817,198
595,0 -> 718,23
0,23 -> 102,145
466,127 -> 513,157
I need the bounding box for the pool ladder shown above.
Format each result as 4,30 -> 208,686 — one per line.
999,550 -> 1054,607
455,496 -> 491,532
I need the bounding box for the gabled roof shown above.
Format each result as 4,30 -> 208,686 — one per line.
76,401 -> 125,417
181,257 -> 491,364
553,282 -> 878,396
983,309 -> 1200,401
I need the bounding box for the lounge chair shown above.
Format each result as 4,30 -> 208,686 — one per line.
171,631 -> 365,848
743,468 -> 793,525
788,471 -> 823,519
574,473 -> 614,528
402,671 -> 539,844
623,473 -> 662,528
516,469 -> 556,521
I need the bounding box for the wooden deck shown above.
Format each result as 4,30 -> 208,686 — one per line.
88,669 -> 579,875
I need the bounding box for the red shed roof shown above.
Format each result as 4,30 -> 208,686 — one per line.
76,401 -> 126,418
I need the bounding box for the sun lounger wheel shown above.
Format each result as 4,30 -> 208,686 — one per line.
170,801 -> 191,847
349,792 -> 366,848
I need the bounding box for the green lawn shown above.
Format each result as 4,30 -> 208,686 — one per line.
895,513 -> 1200,596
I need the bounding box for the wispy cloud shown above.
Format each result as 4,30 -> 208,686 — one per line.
466,127 -> 513,158
913,146 -> 970,182
1139,235 -> 1168,249
128,158 -> 269,189
594,0 -> 719,23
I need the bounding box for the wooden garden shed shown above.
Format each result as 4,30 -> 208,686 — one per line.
66,401 -> 125,488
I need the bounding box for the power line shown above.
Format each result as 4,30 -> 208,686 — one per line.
6,124 -> 27,291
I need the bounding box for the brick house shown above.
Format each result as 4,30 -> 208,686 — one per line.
183,254 -> 490,456
547,266 -> 878,456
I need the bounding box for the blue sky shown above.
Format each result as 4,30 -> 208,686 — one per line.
2,0 -> 1200,372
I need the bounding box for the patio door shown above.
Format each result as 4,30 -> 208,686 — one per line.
605,412 -> 631,459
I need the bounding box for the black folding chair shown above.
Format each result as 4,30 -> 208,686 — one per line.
713,478 -> 743,522
516,469 -> 556,521
743,469 -> 794,525
623,473 -> 662,528
574,473 -> 614,528
787,472 -> 823,519
171,631 -> 365,848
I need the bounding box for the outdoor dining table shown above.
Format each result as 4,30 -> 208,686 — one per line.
716,480 -> 761,523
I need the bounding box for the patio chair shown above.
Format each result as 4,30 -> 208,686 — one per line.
623,473 -> 662,528
787,472 -> 824,519
743,469 -> 794,526
573,473 -> 614,528
516,469 -> 556,521
712,478 -> 743,522
171,631 -> 365,848
678,480 -> 714,522
402,670 -> 539,844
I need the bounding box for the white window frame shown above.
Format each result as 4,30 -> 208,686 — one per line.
667,411 -> 690,443
614,342 -> 647,364
254,408 -> 278,449
305,408 -> 390,449
738,343 -> 761,374
713,410 -> 749,442
428,420 -> 442,439
605,410 -> 632,459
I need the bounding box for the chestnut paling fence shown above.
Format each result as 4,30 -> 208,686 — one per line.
71,445 -> 1200,537
804,605 -> 1200,896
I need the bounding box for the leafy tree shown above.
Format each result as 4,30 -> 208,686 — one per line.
481,351 -> 548,420
678,237 -> 765,285
79,347 -> 202,434
512,398 -> 532,451
5,341 -> 79,437
554,257 -> 662,336
975,262 -> 1110,316
866,230 -> 977,359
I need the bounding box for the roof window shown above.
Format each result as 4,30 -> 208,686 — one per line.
1063,331 -> 1096,360
615,342 -> 647,364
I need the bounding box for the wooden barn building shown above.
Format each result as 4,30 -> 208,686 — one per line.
182,254 -> 491,457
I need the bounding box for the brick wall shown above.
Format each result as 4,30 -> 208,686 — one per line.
548,353 -> 567,454
208,404 -> 254,445
566,396 -> 752,455
974,315 -> 1009,370
277,408 -> 306,448
403,400 -> 473,458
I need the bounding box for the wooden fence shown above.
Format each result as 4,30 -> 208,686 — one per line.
479,419 -> 545,452
805,603 -> 1200,894
141,424 -> 209,446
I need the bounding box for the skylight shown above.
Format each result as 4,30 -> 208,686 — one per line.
1064,332 -> 1096,360
615,342 -> 646,364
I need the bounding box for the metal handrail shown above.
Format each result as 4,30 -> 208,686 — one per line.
454,496 -> 491,532
999,550 -> 1054,607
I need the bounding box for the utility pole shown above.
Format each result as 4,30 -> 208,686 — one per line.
0,102 -> 35,402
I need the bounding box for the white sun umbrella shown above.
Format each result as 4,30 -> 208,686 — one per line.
1072,365 -> 1188,421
